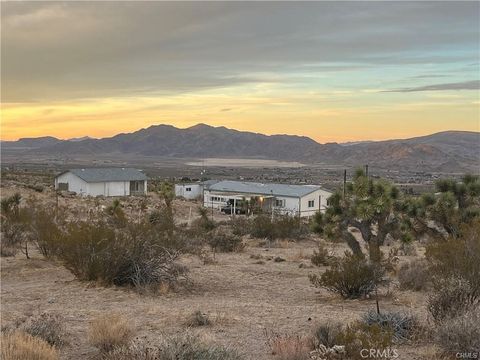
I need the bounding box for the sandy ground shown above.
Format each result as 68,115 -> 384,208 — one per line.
1,240 -> 436,360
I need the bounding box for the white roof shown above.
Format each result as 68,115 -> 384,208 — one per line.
208,180 -> 326,198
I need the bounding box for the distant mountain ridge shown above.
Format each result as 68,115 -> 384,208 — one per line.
2,124 -> 479,172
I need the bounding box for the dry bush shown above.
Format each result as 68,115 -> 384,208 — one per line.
361,310 -> 418,343
230,217 -> 251,236
434,306 -> 480,355
428,276 -> 479,323
21,313 -> 65,347
251,215 -> 309,240
103,333 -> 242,360
1,331 -> 59,360
426,220 -> 480,297
88,313 -> 135,353
52,220 -> 188,291
312,322 -> 343,348
398,259 -> 430,291
208,228 -> 244,253
185,310 -> 211,327
309,252 -> 384,299
266,331 -> 312,360
335,322 -> 393,360
310,242 -> 335,267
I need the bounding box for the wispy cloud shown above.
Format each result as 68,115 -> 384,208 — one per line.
382,80 -> 480,93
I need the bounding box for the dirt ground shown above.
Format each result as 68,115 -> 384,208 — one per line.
0,182 -> 439,360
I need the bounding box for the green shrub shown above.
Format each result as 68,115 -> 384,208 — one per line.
398,260 -> 430,291
250,215 -> 308,240
361,310 -> 418,343
335,322 -> 393,360
309,252 -> 383,299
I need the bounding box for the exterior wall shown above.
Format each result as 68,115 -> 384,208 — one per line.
55,172 -> 147,196
175,184 -> 203,200
203,188 -> 332,218
55,173 -> 88,195
299,189 -> 332,217
203,190 -> 232,209
272,196 -> 300,216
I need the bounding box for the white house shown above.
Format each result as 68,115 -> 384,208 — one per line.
54,168 -> 147,197
203,180 -> 332,217
175,180 -> 219,200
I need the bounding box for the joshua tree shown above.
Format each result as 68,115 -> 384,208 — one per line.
312,169 -> 402,263
400,175 -> 480,240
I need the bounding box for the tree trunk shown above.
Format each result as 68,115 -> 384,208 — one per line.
368,238 -> 382,263
343,230 -> 363,257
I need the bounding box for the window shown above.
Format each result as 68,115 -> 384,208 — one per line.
308,200 -> 315,208
186,187 -> 192,192
275,199 -> 285,207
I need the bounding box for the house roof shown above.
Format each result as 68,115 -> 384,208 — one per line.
59,168 -> 147,182
207,180 -> 326,198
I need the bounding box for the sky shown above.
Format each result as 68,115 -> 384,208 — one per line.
1,1 -> 479,143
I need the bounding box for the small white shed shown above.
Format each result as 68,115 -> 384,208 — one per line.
54,168 -> 147,197
175,183 -> 203,200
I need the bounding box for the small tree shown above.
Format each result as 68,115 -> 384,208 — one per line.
401,175 -> 480,240
312,170 -> 402,263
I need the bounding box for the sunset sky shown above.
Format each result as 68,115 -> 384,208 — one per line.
1,1 -> 479,143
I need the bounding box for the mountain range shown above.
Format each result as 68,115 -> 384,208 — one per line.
2,124 -> 479,172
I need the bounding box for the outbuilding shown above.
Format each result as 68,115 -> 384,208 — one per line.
54,168 -> 147,197
203,180 -> 332,217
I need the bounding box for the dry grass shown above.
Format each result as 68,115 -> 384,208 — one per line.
88,313 -> 135,353
266,332 -> 312,360
1,331 -> 59,360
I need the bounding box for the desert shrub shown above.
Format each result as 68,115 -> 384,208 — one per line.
0,193 -> 32,258
428,276 -> 479,323
398,259 -> 430,291
185,310 -> 211,327
361,310 -> 418,343
208,228 -> 244,253
88,313 -> 135,353
434,306 -> 480,355
230,217 -> 252,236
1,331 -> 59,360
30,209 -> 64,258
21,313 -> 65,347
266,331 -> 311,360
191,207 -> 216,233
309,252 -> 384,299
312,322 -> 343,348
251,215 -> 308,240
426,220 -> 480,297
335,322 -> 393,360
310,242 -> 334,267
398,242 -> 417,256
103,333 -> 242,360
54,220 -> 188,291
